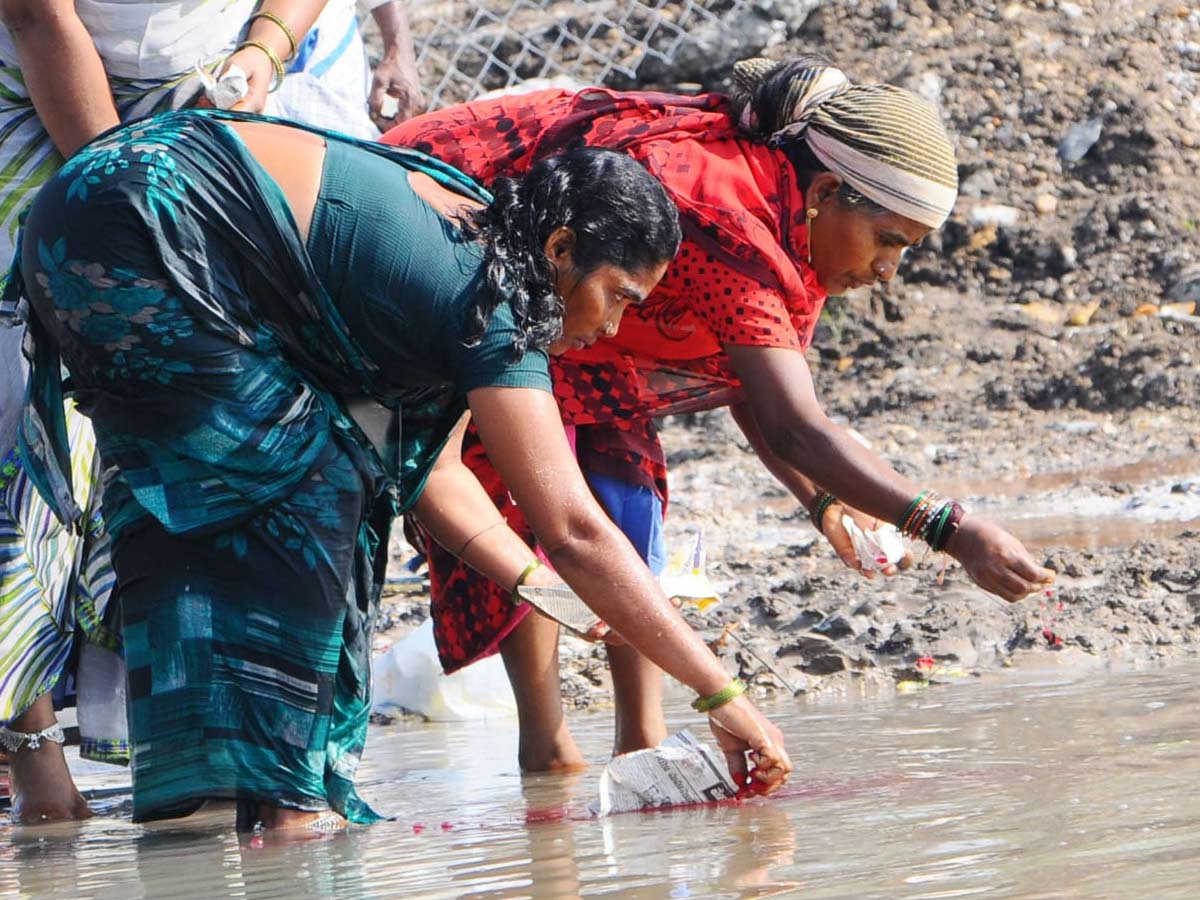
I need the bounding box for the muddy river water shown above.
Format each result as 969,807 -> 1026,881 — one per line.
5,660 -> 1200,899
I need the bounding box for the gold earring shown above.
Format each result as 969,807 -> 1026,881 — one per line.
806,208 -> 818,265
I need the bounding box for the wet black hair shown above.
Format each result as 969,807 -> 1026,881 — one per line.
460,147 -> 682,357
733,53 -> 890,217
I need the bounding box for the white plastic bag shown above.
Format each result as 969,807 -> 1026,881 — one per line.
371,619 -> 517,722
841,515 -> 906,572
659,531 -> 721,611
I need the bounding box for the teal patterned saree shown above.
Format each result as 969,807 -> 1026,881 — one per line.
6,109 -> 490,823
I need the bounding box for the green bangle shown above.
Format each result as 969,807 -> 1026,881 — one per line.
692,678 -> 747,713
810,491 -> 838,534
510,559 -> 543,604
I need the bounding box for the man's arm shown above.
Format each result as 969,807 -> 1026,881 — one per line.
363,1 -> 424,129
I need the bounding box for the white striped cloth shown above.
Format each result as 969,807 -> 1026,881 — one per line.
732,58 -> 959,229
0,0 -> 376,752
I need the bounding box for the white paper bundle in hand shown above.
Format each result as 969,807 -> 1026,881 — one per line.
842,515 -> 906,572
195,62 -> 250,110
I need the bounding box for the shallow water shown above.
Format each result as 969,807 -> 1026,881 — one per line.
726,451 -> 1200,554
6,661 -> 1200,899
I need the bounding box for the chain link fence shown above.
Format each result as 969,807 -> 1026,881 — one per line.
406,0 -> 759,109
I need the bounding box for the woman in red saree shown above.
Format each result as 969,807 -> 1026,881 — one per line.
387,57 -> 1054,770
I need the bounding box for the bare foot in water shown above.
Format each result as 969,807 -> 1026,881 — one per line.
7,696 -> 93,824
518,719 -> 587,773
255,805 -> 348,832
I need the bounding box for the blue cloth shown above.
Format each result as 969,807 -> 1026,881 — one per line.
585,469 -> 666,575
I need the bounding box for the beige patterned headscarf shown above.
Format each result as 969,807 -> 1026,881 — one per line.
732,58 -> 959,229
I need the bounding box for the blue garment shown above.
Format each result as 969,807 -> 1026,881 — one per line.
585,469 -> 666,575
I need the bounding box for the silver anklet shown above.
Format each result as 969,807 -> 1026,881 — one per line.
0,723 -> 66,753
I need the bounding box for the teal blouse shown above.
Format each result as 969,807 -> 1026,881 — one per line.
307,138 -> 551,397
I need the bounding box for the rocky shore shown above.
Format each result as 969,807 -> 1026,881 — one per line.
376,0 -> 1200,707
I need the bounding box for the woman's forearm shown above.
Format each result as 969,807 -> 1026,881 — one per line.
540,512 -> 733,696
730,401 -> 822,509
2,0 -> 118,157
727,344 -> 921,526
469,386 -> 734,697
413,464 -> 542,591
244,0 -> 329,67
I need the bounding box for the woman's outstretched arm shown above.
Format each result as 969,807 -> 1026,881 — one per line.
467,384 -> 792,785
729,399 -> 911,577
725,343 -> 1053,601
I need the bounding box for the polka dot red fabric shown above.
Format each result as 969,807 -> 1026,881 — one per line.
384,89 -> 828,671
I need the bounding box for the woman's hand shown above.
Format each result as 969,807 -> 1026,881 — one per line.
944,516 -> 1054,602
820,501 -> 912,579
707,695 -> 792,791
220,44 -> 278,113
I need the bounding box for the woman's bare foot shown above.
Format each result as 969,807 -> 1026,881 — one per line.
7,695 -> 92,824
255,805 -> 347,832
518,719 -> 587,773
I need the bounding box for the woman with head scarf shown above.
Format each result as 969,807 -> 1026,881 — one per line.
384,56 -> 1054,771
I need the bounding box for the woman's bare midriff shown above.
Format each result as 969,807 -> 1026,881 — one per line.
226,120 -> 482,243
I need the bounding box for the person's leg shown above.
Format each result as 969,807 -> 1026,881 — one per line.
585,470 -> 669,757
607,643 -> 668,756
1,413 -> 102,824
499,612 -> 586,771
5,693 -> 92,823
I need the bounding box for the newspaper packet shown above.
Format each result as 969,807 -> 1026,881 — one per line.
595,729 -> 738,816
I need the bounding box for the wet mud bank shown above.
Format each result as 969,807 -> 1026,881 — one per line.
380,280 -> 1200,708
376,0 -> 1200,706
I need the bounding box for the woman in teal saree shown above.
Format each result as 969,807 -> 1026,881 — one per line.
8,109 -> 792,829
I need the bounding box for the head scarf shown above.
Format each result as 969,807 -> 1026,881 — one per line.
732,58 -> 959,229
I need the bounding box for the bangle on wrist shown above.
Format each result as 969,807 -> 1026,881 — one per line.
235,40 -> 285,91
248,11 -> 298,61
897,490 -> 966,552
510,559 -> 543,603
809,491 -> 838,534
691,677 -> 747,713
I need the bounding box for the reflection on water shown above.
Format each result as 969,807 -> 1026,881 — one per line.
6,662 -> 1200,898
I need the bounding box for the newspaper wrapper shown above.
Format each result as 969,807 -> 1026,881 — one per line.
195,62 -> 250,110
514,584 -> 601,636
595,730 -> 738,816
841,515 -> 906,573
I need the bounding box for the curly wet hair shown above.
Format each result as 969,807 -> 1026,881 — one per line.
459,147 -> 682,358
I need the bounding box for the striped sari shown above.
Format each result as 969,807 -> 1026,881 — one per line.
0,0 -> 375,759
